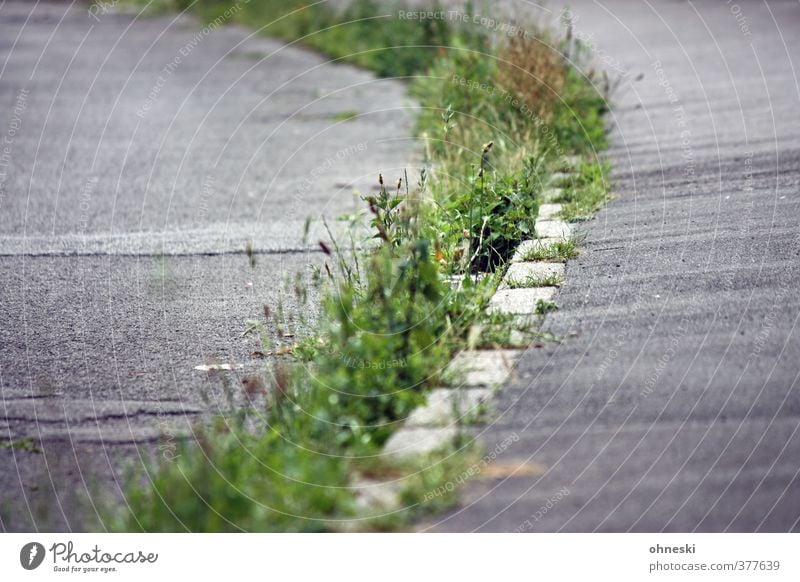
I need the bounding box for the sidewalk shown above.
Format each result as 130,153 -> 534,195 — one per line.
430,0 -> 800,531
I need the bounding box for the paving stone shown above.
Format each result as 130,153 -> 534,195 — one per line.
406,388 -> 492,427
561,155 -> 583,169
537,203 -> 563,220
548,172 -> 573,184
489,287 -> 558,316
541,188 -> 563,202
501,262 -> 565,289
445,350 -> 522,387
383,427 -> 457,460
535,220 -> 572,239
353,478 -> 404,511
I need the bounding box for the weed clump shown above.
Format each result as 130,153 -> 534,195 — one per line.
496,33 -> 567,122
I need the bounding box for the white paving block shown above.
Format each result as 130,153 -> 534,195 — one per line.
562,155 -> 583,169
383,427 -> 457,459
548,172 -> 572,184
445,350 -> 522,387
501,262 -> 565,289
537,203 -> 563,220
489,287 -> 557,315
541,188 -> 563,202
353,478 -> 403,511
535,220 -> 572,239
406,388 -> 492,427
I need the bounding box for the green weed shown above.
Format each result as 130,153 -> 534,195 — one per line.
535,299 -> 558,315
0,438 -> 41,454
520,238 -> 579,262
333,110 -> 360,122
505,273 -> 563,289
555,161 -> 611,222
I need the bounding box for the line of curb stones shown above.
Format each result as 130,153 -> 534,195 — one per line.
352,184 -> 576,512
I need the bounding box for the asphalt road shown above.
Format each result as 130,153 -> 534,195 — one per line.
0,1 -> 415,531
430,0 -> 800,531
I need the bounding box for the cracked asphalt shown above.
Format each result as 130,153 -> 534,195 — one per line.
430,0 -> 800,532
0,0 -> 416,531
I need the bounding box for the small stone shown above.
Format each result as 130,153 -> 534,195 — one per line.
194,363 -> 238,371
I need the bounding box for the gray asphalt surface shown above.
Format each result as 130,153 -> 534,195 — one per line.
430,0 -> 800,531
0,1 -> 415,531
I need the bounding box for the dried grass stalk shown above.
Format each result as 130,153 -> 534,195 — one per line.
496,34 -> 566,121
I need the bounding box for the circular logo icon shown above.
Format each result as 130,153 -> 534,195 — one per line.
20,542 -> 45,570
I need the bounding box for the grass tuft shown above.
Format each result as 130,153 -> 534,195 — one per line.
520,238 -> 579,262
333,110 -> 360,122
505,273 -> 563,289
0,438 -> 41,453
555,162 -> 611,222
